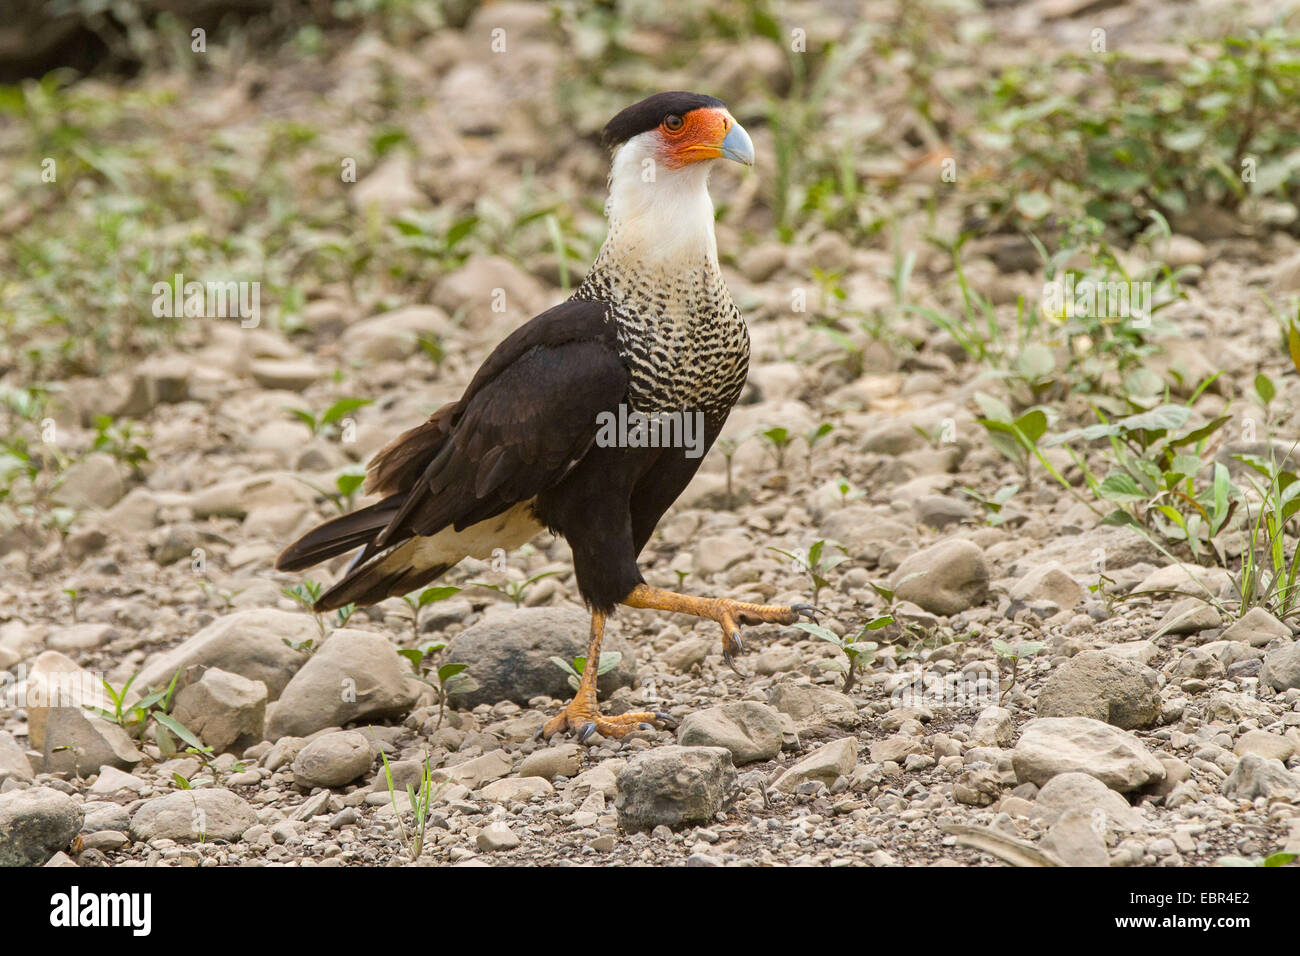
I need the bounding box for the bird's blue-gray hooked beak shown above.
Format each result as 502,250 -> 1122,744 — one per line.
720,121 -> 755,167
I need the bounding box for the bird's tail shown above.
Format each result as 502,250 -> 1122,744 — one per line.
274,497 -> 401,573
312,543 -> 452,612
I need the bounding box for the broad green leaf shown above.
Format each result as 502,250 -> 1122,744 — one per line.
418,586 -> 461,606
321,397 -> 372,427
437,663 -> 468,682
154,713 -> 208,753
1098,472 -> 1146,502
1013,409 -> 1048,444
1255,372 -> 1276,406
793,621 -> 843,645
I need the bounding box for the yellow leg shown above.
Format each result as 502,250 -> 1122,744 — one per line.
622,583 -> 816,672
539,610 -> 665,741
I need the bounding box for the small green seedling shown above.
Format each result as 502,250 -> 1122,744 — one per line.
760,426 -> 795,471
376,744 -> 442,861
1218,852 -> 1297,868
470,570 -> 560,608
399,642 -> 478,729
286,396 -> 372,438
991,638 -> 1045,703
963,484 -> 1019,526
297,465 -> 368,515
973,392 -> 1049,488
804,423 -> 834,475
794,620 -> 883,693
769,539 -> 847,605
550,652 -> 623,692
400,585 -> 462,641
281,579 -> 351,638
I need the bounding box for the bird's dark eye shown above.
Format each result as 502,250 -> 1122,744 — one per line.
663,114 -> 684,133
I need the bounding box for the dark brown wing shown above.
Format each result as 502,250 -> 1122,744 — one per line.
276,298 -> 627,579
369,299 -> 627,551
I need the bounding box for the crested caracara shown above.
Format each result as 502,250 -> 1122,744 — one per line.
277,91 -> 814,740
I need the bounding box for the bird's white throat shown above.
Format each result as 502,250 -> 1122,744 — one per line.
596,131 -> 720,274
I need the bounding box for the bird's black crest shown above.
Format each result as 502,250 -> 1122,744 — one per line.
602,91 -> 727,148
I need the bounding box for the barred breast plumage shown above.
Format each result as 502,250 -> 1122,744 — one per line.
572,252 -> 750,424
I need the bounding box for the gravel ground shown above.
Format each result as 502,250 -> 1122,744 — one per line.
2,0 -> 1300,868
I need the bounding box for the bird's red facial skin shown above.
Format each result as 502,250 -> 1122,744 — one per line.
657,108 -> 732,169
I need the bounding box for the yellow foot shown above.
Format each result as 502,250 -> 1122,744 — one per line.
537,700 -> 670,742
623,585 -> 818,675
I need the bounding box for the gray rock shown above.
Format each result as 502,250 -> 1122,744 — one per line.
476,821 -> 520,851
21,651 -> 106,751
1136,564 -> 1233,597
46,623 -> 117,653
1221,607 -> 1291,647
81,801 -> 131,834
1099,641 -> 1158,665
891,538 -> 989,616
292,731 -> 373,788
0,731 -> 33,783
432,255 -> 546,334
51,453 -> 123,510
1174,647 -> 1224,679
129,788 -> 256,843
0,787 -> 83,866
1012,717 -> 1166,792
615,746 -> 737,831
869,734 -> 922,764
1032,772 -> 1140,831
1234,730 -> 1297,763
80,830 -> 128,852
1043,808 -> 1109,866
170,667 -> 267,753
445,606 -> 636,708
350,153 -> 424,215
338,305 -> 454,363
132,608 -> 312,702
1153,597 -> 1221,635
661,637 -> 713,672
738,242 -> 787,282
861,421 -> 925,455
692,536 -> 751,575
1222,754 -> 1300,801
754,645 -> 802,675
971,706 -> 1014,747
430,750 -> 513,789
676,702 -> 783,765
766,681 -> 858,731
264,628 -> 419,739
1262,642 -> 1300,692
773,737 -> 858,792
477,776 -> 553,804
953,767 -> 1001,806
515,744 -> 583,781
1009,562 -> 1082,613
913,495 -> 972,530
88,766 -> 147,795
42,708 -> 144,777
1036,650 -> 1162,729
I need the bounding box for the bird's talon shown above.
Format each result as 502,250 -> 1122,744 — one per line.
791,603 -> 819,621
723,648 -> 746,677
731,630 -> 744,653
577,721 -> 598,744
